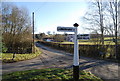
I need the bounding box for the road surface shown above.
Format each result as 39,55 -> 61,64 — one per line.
2,43 -> 120,81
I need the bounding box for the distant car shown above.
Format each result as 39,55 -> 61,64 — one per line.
46,39 -> 53,42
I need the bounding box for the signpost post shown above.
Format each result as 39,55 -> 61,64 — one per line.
57,23 -> 79,81
73,23 -> 79,81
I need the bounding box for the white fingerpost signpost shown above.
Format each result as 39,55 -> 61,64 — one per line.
57,23 -> 79,81
73,23 -> 79,81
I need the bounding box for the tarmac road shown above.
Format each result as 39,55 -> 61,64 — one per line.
2,43 -> 120,81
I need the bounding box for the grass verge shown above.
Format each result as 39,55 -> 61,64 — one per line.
1,46 -> 41,63
2,68 -> 103,81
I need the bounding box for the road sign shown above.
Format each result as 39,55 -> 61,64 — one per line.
73,23 -> 79,81
57,23 -> 79,81
57,26 -> 75,32
77,34 -> 90,40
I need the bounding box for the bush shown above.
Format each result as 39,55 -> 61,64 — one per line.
2,42 -> 8,53
38,41 -> 120,60
2,46 -> 41,63
3,33 -> 33,54
2,3 -> 32,54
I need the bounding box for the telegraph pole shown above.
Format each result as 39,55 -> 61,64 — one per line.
73,23 -> 79,81
32,12 -> 35,53
115,0 -> 118,60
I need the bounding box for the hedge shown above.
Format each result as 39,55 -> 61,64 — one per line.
37,41 -> 120,60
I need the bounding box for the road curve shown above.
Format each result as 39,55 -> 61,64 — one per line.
2,43 -> 119,81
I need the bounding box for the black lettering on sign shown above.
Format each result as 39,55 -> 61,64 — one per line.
57,27 -> 75,31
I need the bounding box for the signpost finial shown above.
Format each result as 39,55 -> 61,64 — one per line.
73,23 -> 79,27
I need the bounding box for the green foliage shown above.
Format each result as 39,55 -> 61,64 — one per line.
3,33 -> 32,54
38,40 -> 119,60
0,36 -> 8,53
1,43 -> 8,53
1,47 -> 41,63
2,68 -> 103,81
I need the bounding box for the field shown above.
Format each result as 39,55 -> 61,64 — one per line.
2,68 -> 103,81
1,47 -> 41,63
60,37 -> 120,45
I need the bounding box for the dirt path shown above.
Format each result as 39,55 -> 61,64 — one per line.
2,43 -> 119,81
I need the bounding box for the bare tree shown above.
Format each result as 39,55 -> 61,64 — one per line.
40,33 -> 46,39
53,34 -> 65,42
83,0 -> 120,59
83,0 -> 119,44
118,1 -> 120,36
2,3 -> 32,53
83,0 -> 106,45
105,0 -> 119,37
104,0 -> 119,59
47,31 -> 51,35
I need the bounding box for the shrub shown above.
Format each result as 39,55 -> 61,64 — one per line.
1,42 -> 8,53
2,3 -> 32,54
38,41 -> 120,61
2,46 -> 41,63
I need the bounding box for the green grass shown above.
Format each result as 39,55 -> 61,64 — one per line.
1,47 -> 41,63
60,41 -> 94,45
2,68 -> 103,81
38,37 -> 120,45
60,41 -> 115,45
60,36 -> 120,45
59,37 -> 116,45
60,42 -> 74,44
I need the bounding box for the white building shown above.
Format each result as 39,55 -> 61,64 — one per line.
66,34 -> 74,42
